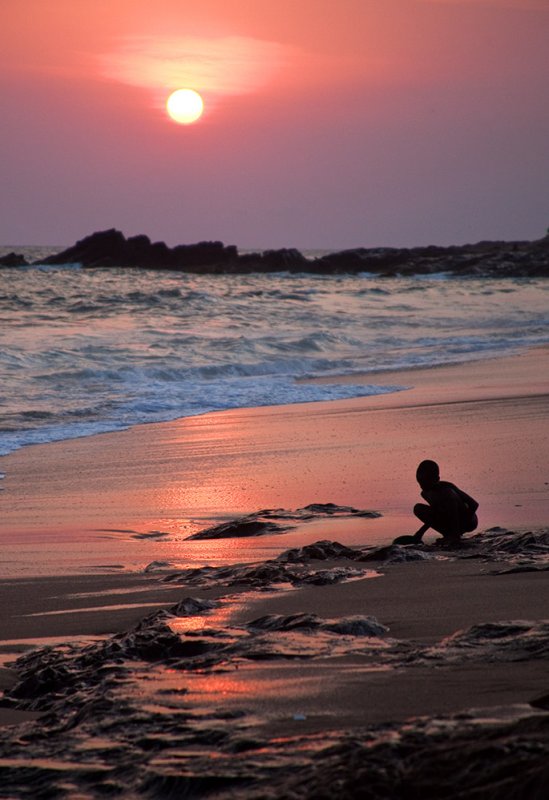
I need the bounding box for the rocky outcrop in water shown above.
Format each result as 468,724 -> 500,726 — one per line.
0,251 -> 27,266
4,228 -> 549,276
33,228 -> 239,270
314,236 -> 549,277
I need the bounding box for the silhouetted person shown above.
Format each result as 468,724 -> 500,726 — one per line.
412,460 -> 478,545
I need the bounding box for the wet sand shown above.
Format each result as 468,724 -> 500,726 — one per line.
1,531 -> 549,797
1,347 -> 548,563
0,348 -> 548,795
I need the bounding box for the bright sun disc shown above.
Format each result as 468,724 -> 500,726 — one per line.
166,89 -> 204,124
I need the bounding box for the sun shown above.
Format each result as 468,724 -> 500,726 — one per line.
166,89 -> 204,125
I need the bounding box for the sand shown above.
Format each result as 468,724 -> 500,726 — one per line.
1,347 -> 548,559
0,347 -> 548,796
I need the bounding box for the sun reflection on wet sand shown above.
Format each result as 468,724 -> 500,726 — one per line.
22,602 -> 168,617
118,585 -> 396,732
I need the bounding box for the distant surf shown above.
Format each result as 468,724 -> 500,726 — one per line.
1,250 -> 548,455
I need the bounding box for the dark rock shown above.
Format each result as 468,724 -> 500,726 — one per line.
31,227 -> 549,276
169,597 -> 217,616
224,561 -> 294,586
260,248 -> 310,271
530,692 -> 549,710
246,613 -> 323,631
246,612 -> 388,636
478,530 -> 549,555
233,248 -> 310,273
277,539 -> 362,562
170,241 -> 237,270
37,228 -> 239,271
315,236 -> 549,277
314,247 -> 412,275
186,516 -> 289,540
300,502 -> 380,518
0,251 -> 28,266
10,662 -> 74,699
185,505 -> 380,543
295,567 -> 362,585
39,228 -> 127,266
323,615 -> 389,636
358,544 -> 432,562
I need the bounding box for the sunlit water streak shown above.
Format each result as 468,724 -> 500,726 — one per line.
1,246 -> 548,456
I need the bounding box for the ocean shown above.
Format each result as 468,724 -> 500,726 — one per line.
1,245 -> 548,458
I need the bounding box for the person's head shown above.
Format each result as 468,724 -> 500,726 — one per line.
416,459 -> 440,490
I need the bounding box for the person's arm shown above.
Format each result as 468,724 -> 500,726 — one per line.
412,488 -> 433,541
457,489 -> 479,513
413,523 -> 430,542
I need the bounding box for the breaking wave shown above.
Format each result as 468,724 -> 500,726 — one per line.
1,257 -> 548,455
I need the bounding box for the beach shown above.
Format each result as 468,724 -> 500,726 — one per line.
0,346 -> 548,796
3,346 -> 548,552
3,0 -> 549,791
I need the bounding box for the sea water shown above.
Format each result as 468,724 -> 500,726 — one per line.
1,246 -> 548,457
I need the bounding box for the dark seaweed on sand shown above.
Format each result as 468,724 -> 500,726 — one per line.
1,527 -> 549,798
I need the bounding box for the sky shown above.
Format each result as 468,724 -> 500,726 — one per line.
1,0 -> 548,249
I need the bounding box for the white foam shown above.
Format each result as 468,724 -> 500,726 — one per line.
1,267 -> 548,456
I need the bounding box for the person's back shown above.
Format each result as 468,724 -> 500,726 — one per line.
413,460 -> 478,544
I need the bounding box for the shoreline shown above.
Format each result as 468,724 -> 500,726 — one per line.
1,346 -> 548,553
1,342 -> 539,465
0,346 -> 548,794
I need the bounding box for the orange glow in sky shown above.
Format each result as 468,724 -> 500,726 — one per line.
101,34 -> 290,100
1,0 -> 548,248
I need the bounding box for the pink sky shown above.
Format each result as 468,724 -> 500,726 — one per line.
1,0 -> 548,249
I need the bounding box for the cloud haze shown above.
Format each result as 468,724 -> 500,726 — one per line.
100,35 -> 291,99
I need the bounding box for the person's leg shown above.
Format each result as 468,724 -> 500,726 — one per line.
413,503 -> 435,541
415,504 -> 473,546
414,503 -> 452,539
414,503 -> 434,526
463,513 -> 478,533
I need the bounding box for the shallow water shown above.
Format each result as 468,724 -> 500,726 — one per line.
0,513 -> 403,577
